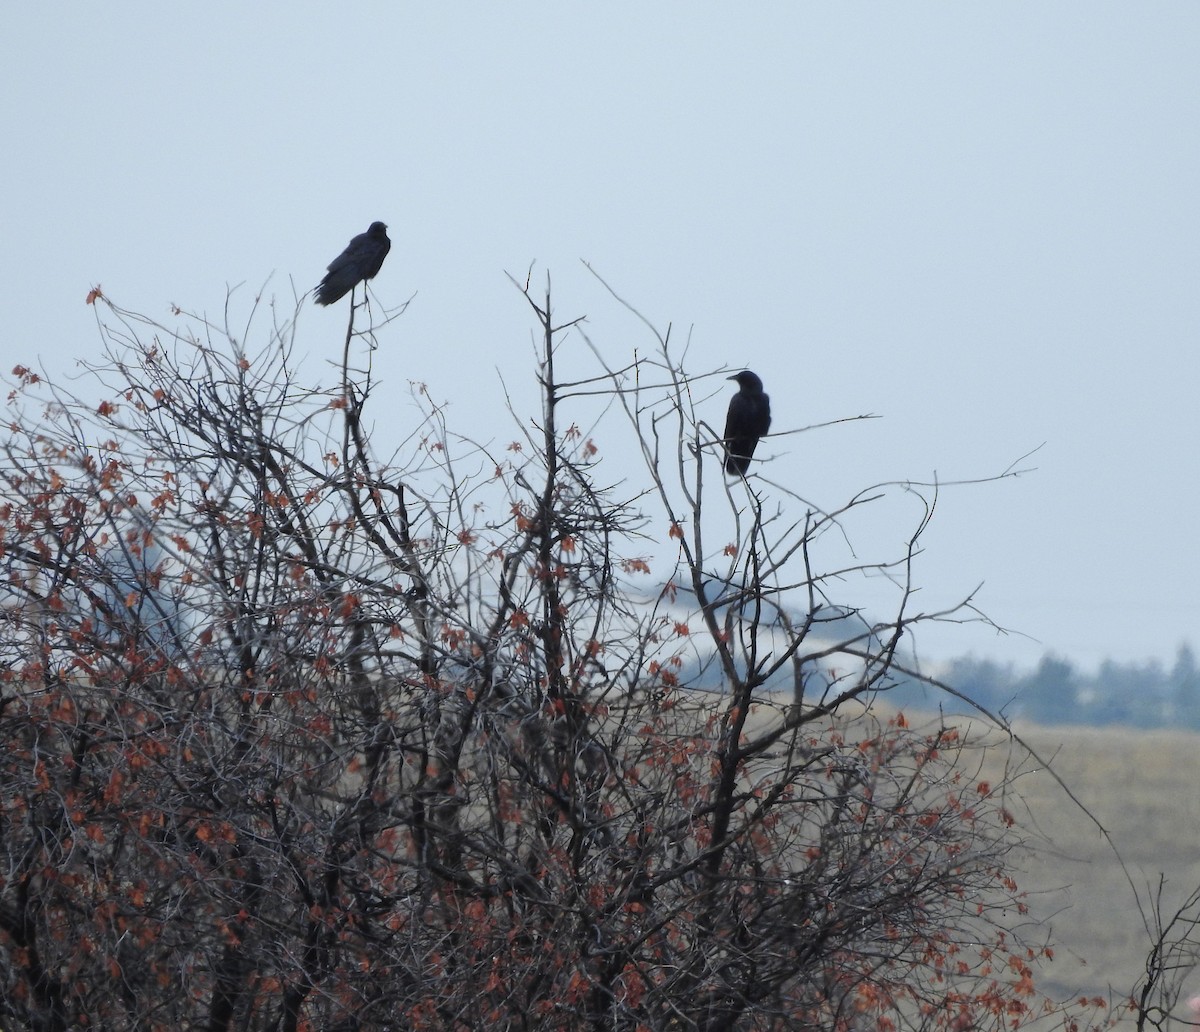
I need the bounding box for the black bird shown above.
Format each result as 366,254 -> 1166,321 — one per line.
723,370 -> 771,476
314,221 -> 391,306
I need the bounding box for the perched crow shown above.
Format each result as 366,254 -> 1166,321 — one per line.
314,221 -> 391,306
723,370 -> 771,476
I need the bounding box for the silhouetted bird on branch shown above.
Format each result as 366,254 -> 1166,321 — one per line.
314,221 -> 391,306
723,370 -> 771,476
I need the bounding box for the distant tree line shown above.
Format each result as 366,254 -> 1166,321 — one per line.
922,643 -> 1200,729
670,601 -> 1199,732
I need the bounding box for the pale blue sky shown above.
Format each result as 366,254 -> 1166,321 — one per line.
4,4 -> 1198,669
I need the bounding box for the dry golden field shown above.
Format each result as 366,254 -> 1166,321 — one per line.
739,695 -> 1200,1016
997,716 -> 1200,1005
893,707 -> 1200,1006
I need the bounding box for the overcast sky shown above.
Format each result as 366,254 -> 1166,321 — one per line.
4,4 -> 1198,671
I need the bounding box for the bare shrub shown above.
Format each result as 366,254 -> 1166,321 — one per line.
0,279 -> 1108,1032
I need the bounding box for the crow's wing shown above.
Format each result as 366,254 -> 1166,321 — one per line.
315,227 -> 392,306
723,392 -> 771,475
